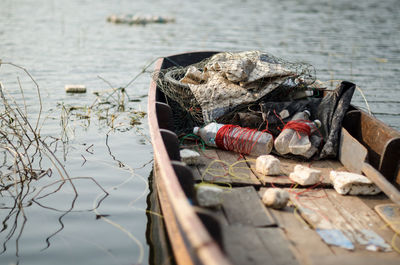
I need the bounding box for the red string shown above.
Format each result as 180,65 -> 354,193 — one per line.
282,119 -> 318,139
215,125 -> 266,155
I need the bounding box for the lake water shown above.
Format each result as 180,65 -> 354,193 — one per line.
0,0 -> 399,264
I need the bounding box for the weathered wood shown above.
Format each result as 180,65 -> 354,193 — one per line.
362,162 -> 400,204
195,208 -> 224,251
268,205 -> 334,265
222,225 -> 299,265
147,168 -> 175,265
196,148 -> 232,184
343,110 -> 400,176
171,161 -> 196,202
340,127 -> 400,204
160,129 -> 181,161
155,162 -> 195,265
309,254 -> 400,265
221,186 -> 276,227
257,227 -> 299,265
216,149 -> 261,185
247,155 -> 334,186
156,101 -> 174,131
379,138 -> 400,185
339,127 -> 368,174
149,56 -> 231,265
289,188 -> 398,255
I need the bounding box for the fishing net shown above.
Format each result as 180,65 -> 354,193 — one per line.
155,51 -> 355,160
155,51 -> 318,128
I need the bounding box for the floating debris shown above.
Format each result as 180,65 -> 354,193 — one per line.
65,84 -> 87,93
107,14 -> 175,25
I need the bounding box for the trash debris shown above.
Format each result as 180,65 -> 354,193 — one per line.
255,155 -> 281,175
196,184 -> 223,207
262,188 -> 289,209
156,51 -> 357,161
274,110 -> 311,155
317,81 -> 356,159
289,165 -> 321,185
316,229 -> 355,250
65,84 -> 86,93
107,14 -> 175,25
289,119 -> 321,155
358,229 -> 392,252
193,122 -> 273,156
330,171 -> 381,195
180,149 -> 201,165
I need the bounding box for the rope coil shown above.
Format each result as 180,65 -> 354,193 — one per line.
215,125 -> 268,155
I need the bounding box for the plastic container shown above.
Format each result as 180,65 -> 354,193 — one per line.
289,119 -> 321,155
274,110 -> 310,155
193,122 -> 273,156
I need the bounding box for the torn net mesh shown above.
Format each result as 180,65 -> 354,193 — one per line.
155,51 -> 318,129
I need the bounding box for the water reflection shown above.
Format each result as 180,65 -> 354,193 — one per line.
0,62 -> 110,260
145,169 -> 175,265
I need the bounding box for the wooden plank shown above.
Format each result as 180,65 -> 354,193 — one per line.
339,127 -> 368,174
154,162 -> 195,265
362,162 -> 400,204
310,254 -> 400,265
257,227 -> 300,265
216,149 -> 261,185
221,186 -> 276,227
246,155 -> 334,186
196,148 -> 232,184
221,225 -> 268,265
222,225 -> 299,265
268,205 -> 334,265
289,188 -> 398,254
191,165 -> 203,182
148,167 -> 175,265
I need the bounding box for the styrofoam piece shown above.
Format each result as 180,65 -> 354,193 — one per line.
262,188 -> 289,209
180,149 -> 201,165
289,164 -> 321,185
255,155 -> 281,175
330,171 -> 381,195
196,184 -> 223,207
65,85 -> 86,93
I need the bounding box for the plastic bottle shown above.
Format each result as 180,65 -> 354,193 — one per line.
193,123 -> 224,147
288,119 -> 321,155
274,110 -> 311,155
193,123 -> 273,156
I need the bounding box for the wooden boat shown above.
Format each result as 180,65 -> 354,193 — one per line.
148,51 -> 400,265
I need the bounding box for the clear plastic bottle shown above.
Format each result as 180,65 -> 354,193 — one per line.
193,123 -> 273,156
193,123 -> 224,147
288,120 -> 321,155
274,110 -> 311,155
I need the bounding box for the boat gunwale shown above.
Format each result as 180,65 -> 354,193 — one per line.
148,55 -> 231,265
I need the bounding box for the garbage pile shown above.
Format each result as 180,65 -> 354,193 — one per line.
107,14 -> 175,25
157,51 -> 356,160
